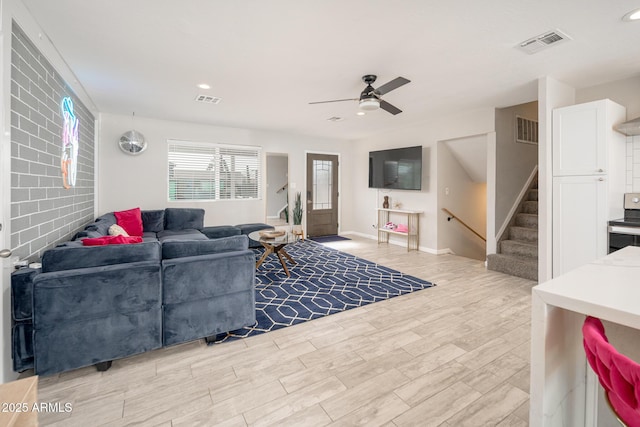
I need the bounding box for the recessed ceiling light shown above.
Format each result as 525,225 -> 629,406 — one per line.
622,8 -> 640,21
357,111 -> 365,116
197,83 -> 211,89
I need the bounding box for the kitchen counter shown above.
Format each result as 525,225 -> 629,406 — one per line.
530,246 -> 640,426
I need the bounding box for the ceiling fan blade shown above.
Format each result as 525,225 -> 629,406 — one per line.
380,100 -> 403,115
309,98 -> 358,105
375,77 -> 411,96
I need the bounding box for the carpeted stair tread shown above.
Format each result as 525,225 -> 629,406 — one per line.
509,226 -> 538,243
522,200 -> 538,214
487,253 -> 537,281
501,239 -> 537,259
515,213 -> 538,229
487,171 -> 539,281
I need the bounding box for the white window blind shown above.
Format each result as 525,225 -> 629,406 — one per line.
168,141 -> 261,201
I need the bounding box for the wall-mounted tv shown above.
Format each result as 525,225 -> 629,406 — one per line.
368,145 -> 422,190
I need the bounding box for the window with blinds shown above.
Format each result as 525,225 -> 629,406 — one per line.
168,141 -> 261,201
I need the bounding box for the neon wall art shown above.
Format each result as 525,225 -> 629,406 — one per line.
60,96 -> 79,189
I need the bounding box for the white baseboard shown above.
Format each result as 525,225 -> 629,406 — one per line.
340,231 -> 450,255
340,231 -> 377,240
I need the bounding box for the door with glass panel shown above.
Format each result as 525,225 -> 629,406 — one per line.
306,153 -> 339,237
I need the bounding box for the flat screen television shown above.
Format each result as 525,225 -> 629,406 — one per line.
368,145 -> 422,190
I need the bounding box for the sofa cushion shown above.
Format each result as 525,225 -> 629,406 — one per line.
73,230 -> 102,240
82,235 -> 143,246
201,225 -> 241,239
114,207 -> 143,237
142,210 -> 165,233
41,241 -> 161,272
157,229 -> 209,243
142,232 -> 159,243
165,208 -> 204,231
12,322 -> 33,372
84,213 -> 116,236
162,235 -> 249,259
11,268 -> 38,321
235,223 -> 274,248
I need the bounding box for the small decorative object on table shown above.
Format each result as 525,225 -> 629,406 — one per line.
383,195 -> 389,209
259,230 -> 285,238
396,224 -> 408,233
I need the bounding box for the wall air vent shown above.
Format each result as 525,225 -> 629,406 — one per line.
194,94 -> 222,104
516,116 -> 538,144
517,29 -> 571,54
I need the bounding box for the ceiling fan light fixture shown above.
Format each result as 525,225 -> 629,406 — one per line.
622,8 -> 640,21
359,98 -> 380,111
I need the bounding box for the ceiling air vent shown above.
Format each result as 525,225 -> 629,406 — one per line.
194,94 -> 222,104
518,29 -> 571,54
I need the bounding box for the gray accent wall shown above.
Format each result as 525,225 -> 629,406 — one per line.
10,21 -> 95,261
495,101 -> 538,233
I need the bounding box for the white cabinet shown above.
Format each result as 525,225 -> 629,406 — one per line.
553,101 -> 607,176
552,99 -> 626,277
552,175 -> 607,277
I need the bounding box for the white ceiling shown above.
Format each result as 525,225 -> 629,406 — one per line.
20,0 -> 640,141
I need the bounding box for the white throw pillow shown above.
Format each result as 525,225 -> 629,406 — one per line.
108,224 -> 130,237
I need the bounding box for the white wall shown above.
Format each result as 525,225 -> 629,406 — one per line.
437,142 -> 487,260
266,154 -> 288,218
98,113 -> 349,227
343,108 -> 494,253
538,77 -> 576,283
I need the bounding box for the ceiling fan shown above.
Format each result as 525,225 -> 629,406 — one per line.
309,75 -> 411,115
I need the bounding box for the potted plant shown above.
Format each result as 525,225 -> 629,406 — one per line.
292,192 -> 303,235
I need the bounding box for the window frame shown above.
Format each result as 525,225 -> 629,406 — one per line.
167,139 -> 262,202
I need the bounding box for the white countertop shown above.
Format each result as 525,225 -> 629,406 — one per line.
533,246 -> 640,330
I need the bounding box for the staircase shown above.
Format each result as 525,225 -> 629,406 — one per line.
487,177 -> 538,281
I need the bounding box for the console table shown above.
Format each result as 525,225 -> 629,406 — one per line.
376,208 -> 422,251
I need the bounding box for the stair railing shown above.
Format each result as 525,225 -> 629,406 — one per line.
442,208 -> 486,242
276,183 -> 288,193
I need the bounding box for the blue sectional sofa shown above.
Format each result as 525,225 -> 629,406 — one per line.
11,208 -> 268,376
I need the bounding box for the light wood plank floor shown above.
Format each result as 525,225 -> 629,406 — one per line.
31,236 -> 535,426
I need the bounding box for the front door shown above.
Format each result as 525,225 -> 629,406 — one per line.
306,153 -> 339,237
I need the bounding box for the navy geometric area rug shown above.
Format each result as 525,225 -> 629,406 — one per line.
211,240 -> 435,343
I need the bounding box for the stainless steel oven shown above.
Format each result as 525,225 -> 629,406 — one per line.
608,193 -> 640,253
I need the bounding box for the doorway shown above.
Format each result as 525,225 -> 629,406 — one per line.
306,153 -> 339,237
265,153 -> 289,227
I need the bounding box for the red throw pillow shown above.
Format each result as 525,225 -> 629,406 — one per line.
82,235 -> 143,246
114,207 -> 143,237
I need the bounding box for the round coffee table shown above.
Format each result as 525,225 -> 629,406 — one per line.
248,230 -> 298,277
